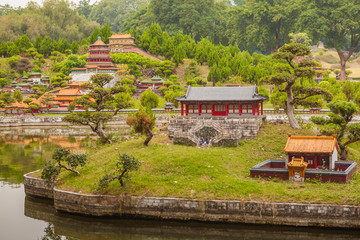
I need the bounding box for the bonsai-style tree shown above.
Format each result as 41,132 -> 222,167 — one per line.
40,92 -> 55,113
23,98 -> 39,116
63,73 -> 132,144
140,89 -> 159,109
13,90 -> 23,102
266,42 -> 331,128
126,108 -> 156,146
311,100 -> 360,159
98,153 -> 140,188
41,147 -> 87,184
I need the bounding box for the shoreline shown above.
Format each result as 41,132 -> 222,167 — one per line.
24,170 -> 360,229
0,115 -> 170,128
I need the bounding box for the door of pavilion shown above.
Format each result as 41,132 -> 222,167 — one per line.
212,104 -> 227,116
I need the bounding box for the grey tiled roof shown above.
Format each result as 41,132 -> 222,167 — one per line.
176,86 -> 267,102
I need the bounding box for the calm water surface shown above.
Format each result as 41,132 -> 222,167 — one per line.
1,126 -> 360,240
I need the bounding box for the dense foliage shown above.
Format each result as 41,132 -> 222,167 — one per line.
63,73 -> 132,144
98,153 -> 140,188
311,101 -> 360,159
41,147 -> 87,184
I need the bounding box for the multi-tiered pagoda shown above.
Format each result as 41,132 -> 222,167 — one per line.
72,35 -> 119,74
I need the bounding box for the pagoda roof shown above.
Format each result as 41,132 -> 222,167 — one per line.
69,81 -> 89,86
90,35 -> 107,46
176,86 -> 268,102
56,88 -> 82,97
284,135 -> 339,154
29,72 -> 41,76
109,34 -> 133,39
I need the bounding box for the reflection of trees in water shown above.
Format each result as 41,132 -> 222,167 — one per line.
0,134 -> 91,184
41,224 -> 74,240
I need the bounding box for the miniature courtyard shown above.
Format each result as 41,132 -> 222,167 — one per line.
52,123 -> 360,205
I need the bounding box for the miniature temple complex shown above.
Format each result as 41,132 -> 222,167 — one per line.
168,86 -> 267,147
176,86 -> 267,117
250,135 -> 357,183
134,76 -> 165,98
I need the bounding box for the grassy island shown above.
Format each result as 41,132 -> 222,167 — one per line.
50,123 -> 360,205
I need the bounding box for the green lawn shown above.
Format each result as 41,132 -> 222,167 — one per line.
53,123 -> 360,205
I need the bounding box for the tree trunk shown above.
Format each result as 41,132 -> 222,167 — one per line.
96,122 -> 112,144
338,51 -> 347,81
144,128 -> 153,146
275,20 -> 281,51
339,143 -> 347,160
286,88 -> 300,129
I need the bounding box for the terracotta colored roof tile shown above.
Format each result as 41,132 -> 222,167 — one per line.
69,81 -> 89,86
56,88 -> 82,96
109,34 -> 133,39
284,135 -> 338,154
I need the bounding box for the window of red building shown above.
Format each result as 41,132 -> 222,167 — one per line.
242,104 -> 253,114
201,104 -> 211,113
228,104 -> 239,113
188,104 -> 198,113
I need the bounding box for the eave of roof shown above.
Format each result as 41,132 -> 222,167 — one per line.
284,135 -> 339,153
175,86 -> 268,102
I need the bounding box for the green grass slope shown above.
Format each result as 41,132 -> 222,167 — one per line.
55,123 -> 360,205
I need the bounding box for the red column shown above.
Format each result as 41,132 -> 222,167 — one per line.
239,104 -> 242,116
261,102 -> 263,115
253,103 -> 255,116
181,103 -> 184,116
185,104 -> 188,116
198,104 -> 201,116
257,102 -> 260,116
226,103 -> 228,116
211,104 -> 214,116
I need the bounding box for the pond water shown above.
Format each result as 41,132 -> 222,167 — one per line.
1,126 -> 360,240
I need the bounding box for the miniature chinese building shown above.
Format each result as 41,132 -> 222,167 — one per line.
175,86 -> 267,117
164,102 -> 174,112
71,35 -> 119,74
54,89 -> 83,108
109,34 -> 136,52
250,134 -> 357,183
284,135 -> 338,170
168,85 -> 267,147
287,157 -> 308,182
134,76 -> 165,98
68,81 -> 89,90
108,33 -> 163,61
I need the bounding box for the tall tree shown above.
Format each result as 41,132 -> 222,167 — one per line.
266,42 -> 331,128
89,0 -> 147,33
63,73 -> 132,144
39,36 -> 53,57
311,101 -> 360,159
227,0 -> 301,53
298,0 -> 360,81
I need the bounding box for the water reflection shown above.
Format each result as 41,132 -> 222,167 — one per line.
24,196 -> 360,240
0,134 -> 92,184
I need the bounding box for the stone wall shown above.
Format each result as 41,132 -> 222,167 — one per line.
23,172 -> 360,228
168,116 -> 262,146
23,171 -> 54,199
54,188 -> 120,216
0,115 -> 170,128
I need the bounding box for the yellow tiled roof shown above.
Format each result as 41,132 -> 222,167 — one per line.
284,135 -> 338,154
